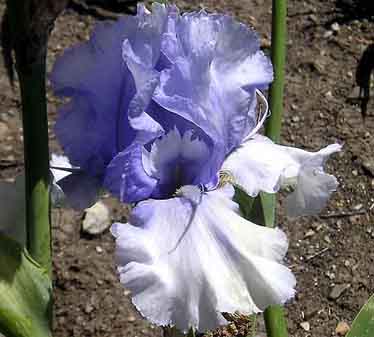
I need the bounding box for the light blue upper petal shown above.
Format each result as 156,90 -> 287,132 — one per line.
155,11 -> 273,156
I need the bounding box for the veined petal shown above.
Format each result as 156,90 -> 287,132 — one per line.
123,3 -> 171,69
112,186 -> 295,332
221,134 -> 342,216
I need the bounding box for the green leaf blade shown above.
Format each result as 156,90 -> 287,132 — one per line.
0,234 -> 52,337
347,295 -> 374,337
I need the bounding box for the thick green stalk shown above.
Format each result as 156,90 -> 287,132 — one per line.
19,55 -> 52,276
263,1 -> 288,337
7,0 -> 52,276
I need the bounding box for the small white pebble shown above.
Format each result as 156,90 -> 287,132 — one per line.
331,22 -> 340,32
300,321 -> 310,331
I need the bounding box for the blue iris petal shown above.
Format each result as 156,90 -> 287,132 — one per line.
52,4 -> 272,204
154,10 -> 273,157
51,18 -> 134,176
51,4 -> 172,178
104,144 -> 158,203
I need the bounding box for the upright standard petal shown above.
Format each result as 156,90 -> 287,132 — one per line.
51,4 -> 172,176
155,11 -> 273,156
221,134 -> 342,216
51,18 -> 136,175
112,186 -> 295,332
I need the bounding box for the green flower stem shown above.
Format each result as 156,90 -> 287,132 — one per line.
266,0 -> 287,143
263,1 -> 288,337
264,306 -> 288,337
19,57 -> 52,277
7,0 -> 52,276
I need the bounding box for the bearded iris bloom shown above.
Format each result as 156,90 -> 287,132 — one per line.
51,3 -> 341,332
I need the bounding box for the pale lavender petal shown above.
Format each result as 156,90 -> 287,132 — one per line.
123,3 -> 170,68
112,186 -> 295,332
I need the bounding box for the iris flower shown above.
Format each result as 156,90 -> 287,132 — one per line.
51,3 -> 341,332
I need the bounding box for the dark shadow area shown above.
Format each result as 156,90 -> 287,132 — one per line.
1,9 -> 14,84
68,0 -> 138,18
347,43 -> 374,119
355,43 -> 374,119
331,0 -> 374,24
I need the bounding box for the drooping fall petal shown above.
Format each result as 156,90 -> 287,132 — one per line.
112,186 -> 295,332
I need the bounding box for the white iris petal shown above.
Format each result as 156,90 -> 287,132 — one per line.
221,134 -> 342,216
112,185 -> 295,332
